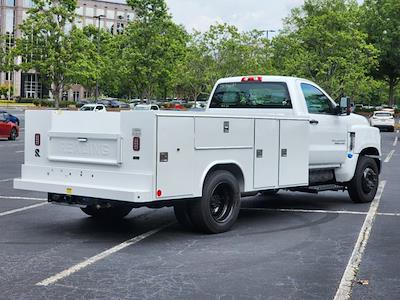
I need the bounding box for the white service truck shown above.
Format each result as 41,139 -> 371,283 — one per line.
14,76 -> 381,233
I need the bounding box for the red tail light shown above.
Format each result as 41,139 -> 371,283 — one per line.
133,137 -> 140,151
35,133 -> 41,146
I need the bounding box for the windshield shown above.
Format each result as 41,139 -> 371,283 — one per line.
210,82 -> 292,109
80,106 -> 95,111
375,112 -> 392,117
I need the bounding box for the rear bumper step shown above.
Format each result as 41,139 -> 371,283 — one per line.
14,178 -> 153,203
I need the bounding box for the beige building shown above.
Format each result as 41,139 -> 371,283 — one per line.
0,0 -> 134,101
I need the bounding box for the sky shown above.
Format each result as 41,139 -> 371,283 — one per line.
109,0 -> 364,34
165,0 -> 303,33
164,0 -> 364,33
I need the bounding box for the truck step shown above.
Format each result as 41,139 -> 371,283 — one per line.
291,184 -> 346,194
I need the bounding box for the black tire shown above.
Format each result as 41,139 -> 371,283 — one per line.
8,128 -> 17,141
389,126 -> 395,132
189,170 -> 240,234
81,205 -> 132,219
260,189 -> 279,196
174,202 -> 193,229
347,156 -> 379,203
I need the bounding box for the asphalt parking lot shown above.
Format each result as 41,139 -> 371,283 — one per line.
0,109 -> 399,299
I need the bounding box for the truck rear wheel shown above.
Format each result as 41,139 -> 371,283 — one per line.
174,202 -> 193,229
81,206 -> 132,219
189,170 -> 240,234
260,189 -> 279,196
347,156 -> 379,203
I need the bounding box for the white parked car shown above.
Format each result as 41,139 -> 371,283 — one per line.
79,104 -> 107,112
370,111 -> 395,132
134,104 -> 159,111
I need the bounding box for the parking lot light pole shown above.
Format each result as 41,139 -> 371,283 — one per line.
94,15 -> 105,103
262,29 -> 276,40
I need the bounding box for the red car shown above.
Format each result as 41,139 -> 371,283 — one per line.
0,113 -> 19,140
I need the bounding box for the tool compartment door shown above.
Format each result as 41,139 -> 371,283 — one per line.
253,119 -> 279,189
156,116 -> 194,199
279,120 -> 309,187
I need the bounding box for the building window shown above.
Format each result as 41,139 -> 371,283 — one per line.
76,7 -> 83,16
23,0 -> 33,8
107,21 -> 114,33
5,33 -> 14,49
6,0 -> 15,7
106,9 -> 114,19
73,91 -> 80,102
96,8 -> 105,16
5,9 -> 15,34
5,72 -> 13,81
85,7 -> 94,17
22,73 -> 44,99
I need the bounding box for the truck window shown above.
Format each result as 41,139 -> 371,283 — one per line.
301,83 -> 336,114
210,82 -> 292,109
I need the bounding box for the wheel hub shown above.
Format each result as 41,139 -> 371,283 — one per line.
209,183 -> 234,223
362,167 -> 378,194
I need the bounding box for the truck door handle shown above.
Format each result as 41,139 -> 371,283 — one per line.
310,120 -> 319,125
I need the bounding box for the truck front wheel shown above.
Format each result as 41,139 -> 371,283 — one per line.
81,206 -> 132,219
189,170 -> 241,234
347,156 -> 379,203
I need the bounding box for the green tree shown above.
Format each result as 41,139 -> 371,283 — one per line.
67,25 -> 108,97
15,0 -> 78,108
174,31 -> 215,101
176,24 -> 273,101
107,0 -> 187,100
362,0 -> 400,106
272,0 -> 378,101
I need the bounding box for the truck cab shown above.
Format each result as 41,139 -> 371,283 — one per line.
14,76 -> 381,234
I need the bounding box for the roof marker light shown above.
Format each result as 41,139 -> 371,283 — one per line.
241,76 -> 263,82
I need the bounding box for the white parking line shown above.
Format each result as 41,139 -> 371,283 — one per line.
394,136 -> 399,147
0,195 -> 47,201
242,208 -> 368,216
36,223 -> 173,287
0,143 -> 24,147
15,150 -> 24,153
378,212 -> 400,217
0,202 -> 48,217
0,178 -> 13,183
334,180 -> 386,300
384,150 -> 395,163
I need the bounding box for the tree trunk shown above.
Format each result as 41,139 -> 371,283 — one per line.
388,77 -> 397,107
53,84 -> 62,109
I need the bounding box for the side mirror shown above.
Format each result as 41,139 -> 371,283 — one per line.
338,97 -> 351,115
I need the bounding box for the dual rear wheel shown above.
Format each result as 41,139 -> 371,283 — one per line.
174,170 -> 241,234
81,206 -> 132,220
